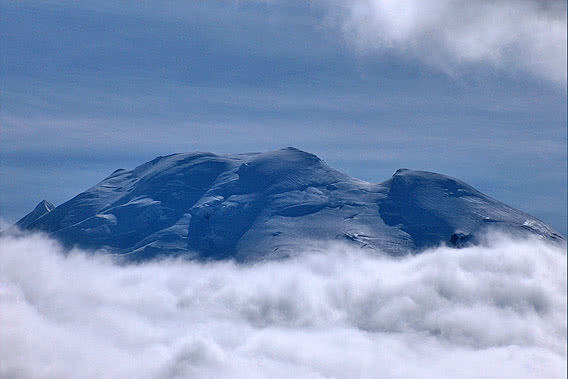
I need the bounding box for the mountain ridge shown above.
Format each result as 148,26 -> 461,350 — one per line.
13,147 -> 564,261
12,200 -> 55,230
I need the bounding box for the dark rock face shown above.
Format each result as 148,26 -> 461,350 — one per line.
449,232 -> 474,248
16,148 -> 564,261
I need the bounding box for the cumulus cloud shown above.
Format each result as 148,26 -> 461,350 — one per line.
0,233 -> 566,378
320,0 -> 567,85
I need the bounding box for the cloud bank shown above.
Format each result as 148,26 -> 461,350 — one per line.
0,233 -> 566,378
321,0 -> 567,85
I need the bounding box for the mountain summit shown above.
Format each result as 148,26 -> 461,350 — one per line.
16,148 -> 564,261
14,200 -> 55,230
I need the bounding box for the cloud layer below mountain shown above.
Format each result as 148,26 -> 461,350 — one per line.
0,233 -> 566,378
321,0 -> 567,85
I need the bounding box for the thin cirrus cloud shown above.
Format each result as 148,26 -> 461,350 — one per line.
320,0 -> 567,86
0,232 -> 565,378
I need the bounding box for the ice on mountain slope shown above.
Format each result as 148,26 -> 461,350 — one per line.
19,147 -> 564,261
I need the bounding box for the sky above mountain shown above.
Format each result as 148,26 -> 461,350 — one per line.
1,0 -> 566,234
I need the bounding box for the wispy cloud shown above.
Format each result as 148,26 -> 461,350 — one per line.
321,0 -> 567,85
0,233 -> 565,378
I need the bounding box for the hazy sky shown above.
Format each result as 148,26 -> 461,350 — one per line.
1,0 -> 566,234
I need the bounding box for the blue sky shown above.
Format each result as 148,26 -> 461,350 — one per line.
1,0 -> 566,234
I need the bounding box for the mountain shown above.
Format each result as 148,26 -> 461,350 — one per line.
13,200 -> 55,230
16,147 -> 564,261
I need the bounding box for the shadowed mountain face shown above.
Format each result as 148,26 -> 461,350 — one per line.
16,148 -> 564,261
14,200 -> 55,230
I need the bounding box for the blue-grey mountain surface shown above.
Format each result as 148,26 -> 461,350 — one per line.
18,148 -> 563,261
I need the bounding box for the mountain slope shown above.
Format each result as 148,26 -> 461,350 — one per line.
14,200 -> 55,230
19,148 -> 564,261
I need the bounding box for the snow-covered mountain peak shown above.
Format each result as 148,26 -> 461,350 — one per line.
37,200 -> 55,212
12,200 -> 55,230
14,148 -> 564,261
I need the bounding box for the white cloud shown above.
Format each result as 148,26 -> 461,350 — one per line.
0,218 -> 14,233
321,0 -> 567,85
0,233 -> 566,378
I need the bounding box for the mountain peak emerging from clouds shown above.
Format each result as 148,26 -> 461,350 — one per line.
16,148 -> 564,261
14,200 -> 55,230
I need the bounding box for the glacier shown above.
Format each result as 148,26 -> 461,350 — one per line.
13,147 -> 564,261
